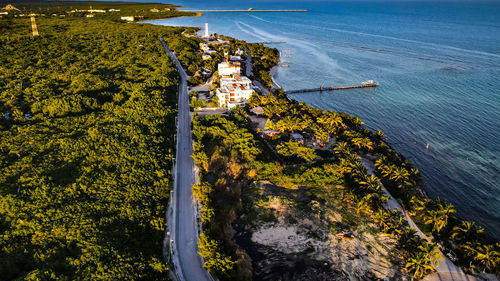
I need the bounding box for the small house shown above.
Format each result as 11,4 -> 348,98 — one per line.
121,16 -> 136,22
250,106 -> 264,116
235,48 -> 244,56
263,130 -> 281,137
230,55 -> 243,62
290,133 -> 304,143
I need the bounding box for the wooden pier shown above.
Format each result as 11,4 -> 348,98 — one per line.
184,9 -> 307,12
259,41 -> 287,44
285,83 -> 379,94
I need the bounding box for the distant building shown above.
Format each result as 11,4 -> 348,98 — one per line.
88,9 -> 106,13
250,106 -> 264,116
235,48 -> 244,56
0,11 -> 8,15
202,54 -> 211,60
263,130 -> 280,137
200,43 -> 211,52
2,4 -> 20,11
230,55 -> 243,62
218,61 -> 240,77
108,9 -> 121,12
121,16 -> 136,22
85,14 -> 95,18
150,8 -> 160,12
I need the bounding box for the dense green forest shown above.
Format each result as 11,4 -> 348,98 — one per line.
0,5 -> 190,279
0,1 -> 195,21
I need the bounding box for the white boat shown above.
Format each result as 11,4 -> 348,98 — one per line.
362,80 -> 374,85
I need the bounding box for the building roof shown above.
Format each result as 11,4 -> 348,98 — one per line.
3,4 -> 20,11
250,106 -> 264,115
230,56 -> 243,61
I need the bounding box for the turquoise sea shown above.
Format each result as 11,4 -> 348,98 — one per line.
148,1 -> 500,237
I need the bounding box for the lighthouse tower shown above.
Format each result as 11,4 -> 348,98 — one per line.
204,22 -> 209,38
30,14 -> 39,37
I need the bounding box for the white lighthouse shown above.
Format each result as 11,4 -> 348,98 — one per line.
204,22 -> 209,38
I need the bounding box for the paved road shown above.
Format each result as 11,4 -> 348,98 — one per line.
245,48 -> 253,77
160,38 -> 212,281
246,48 -> 270,95
361,158 -> 481,281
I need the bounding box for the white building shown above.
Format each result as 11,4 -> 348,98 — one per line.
216,74 -> 254,110
218,61 -> 240,77
121,16 -> 135,22
200,43 -> 211,52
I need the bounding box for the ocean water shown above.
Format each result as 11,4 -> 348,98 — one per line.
148,1 -> 500,237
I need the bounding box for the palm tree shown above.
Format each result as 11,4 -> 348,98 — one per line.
405,252 -> 434,279
354,200 -> 370,215
371,209 -> 389,228
389,166 -> 410,183
374,156 -> 387,169
314,128 -> 330,144
352,116 -> 364,126
334,142 -> 350,156
358,174 -> 381,192
418,241 -> 444,268
264,119 -> 277,130
318,111 -> 343,132
375,129 -> 385,141
464,243 -> 500,272
425,210 -> 446,233
410,168 -> 420,179
424,203 -> 456,233
338,158 -> 353,175
351,137 -> 374,151
452,221 -> 484,244
410,196 -> 428,214
363,193 -> 388,208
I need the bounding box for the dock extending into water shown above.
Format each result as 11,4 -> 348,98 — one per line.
259,41 -> 287,44
184,9 -> 307,12
285,83 -> 379,94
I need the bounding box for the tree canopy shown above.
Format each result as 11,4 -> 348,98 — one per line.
0,8 -> 186,280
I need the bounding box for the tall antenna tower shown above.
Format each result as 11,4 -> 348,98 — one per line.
30,14 -> 39,37
204,22 -> 209,38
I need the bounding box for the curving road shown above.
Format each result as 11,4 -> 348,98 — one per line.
160,38 -> 212,281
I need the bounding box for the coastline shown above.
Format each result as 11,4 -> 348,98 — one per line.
137,13 -> 202,23
154,12 -> 499,280
162,11 -> 496,241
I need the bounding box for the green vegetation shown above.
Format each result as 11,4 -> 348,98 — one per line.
193,87 -> 500,279
192,115 -> 261,280
1,1 -> 195,21
276,141 -> 316,162
0,4 -> 191,279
